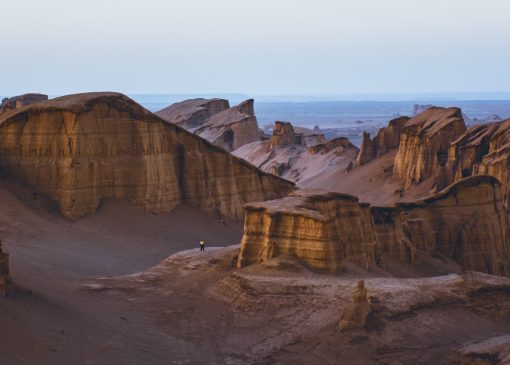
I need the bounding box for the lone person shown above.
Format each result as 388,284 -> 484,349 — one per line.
199,240 -> 205,251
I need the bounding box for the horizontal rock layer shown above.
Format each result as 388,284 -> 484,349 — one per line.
0,93 -> 294,220
238,176 -> 510,276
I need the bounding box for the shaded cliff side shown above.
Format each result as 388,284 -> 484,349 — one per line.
238,176 -> 510,276
157,98 -> 260,151
0,93 -> 294,220
0,239 -> 9,295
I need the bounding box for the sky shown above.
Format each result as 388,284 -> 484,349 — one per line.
1,0 -> 510,96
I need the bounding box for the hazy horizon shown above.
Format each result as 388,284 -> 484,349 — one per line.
2,0 -> 510,96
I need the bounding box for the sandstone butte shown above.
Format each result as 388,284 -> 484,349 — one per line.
237,175 -> 510,277
0,239 -> 10,296
156,98 -> 260,152
234,120 -> 358,183
1,93 -> 48,114
0,92 -> 294,220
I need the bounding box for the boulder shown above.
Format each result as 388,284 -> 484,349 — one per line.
0,92 -> 294,220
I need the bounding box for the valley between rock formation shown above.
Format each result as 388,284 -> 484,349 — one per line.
1,94 -> 510,365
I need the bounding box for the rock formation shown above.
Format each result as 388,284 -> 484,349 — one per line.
234,120 -> 358,185
338,280 -> 372,331
355,116 -> 409,167
446,118 -> 510,205
451,335 -> 510,365
0,239 -> 10,295
1,93 -> 48,113
0,92 -> 294,220
393,107 -> 466,190
238,176 -> 510,276
155,98 -> 230,129
157,98 -> 260,151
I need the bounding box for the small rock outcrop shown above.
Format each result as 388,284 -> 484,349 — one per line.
451,335 -> 510,365
1,93 -> 48,113
0,93 -> 294,220
155,98 -> 230,129
393,107 -> 466,190
355,116 -> 409,167
238,176 -> 510,276
157,99 -> 260,151
338,280 -> 371,331
271,121 -> 300,149
0,239 -> 10,295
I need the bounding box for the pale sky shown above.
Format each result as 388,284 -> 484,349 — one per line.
2,0 -> 510,95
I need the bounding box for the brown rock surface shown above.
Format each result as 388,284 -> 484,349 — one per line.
393,107 -> 466,190
155,98 -> 230,129
1,93 -> 48,113
0,239 -> 9,295
338,280 -> 372,331
157,98 -> 260,151
0,92 -> 294,220
355,116 -> 409,167
451,335 -> 510,365
238,176 -> 510,276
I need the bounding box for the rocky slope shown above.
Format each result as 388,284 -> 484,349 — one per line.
157,98 -> 260,151
238,176 -> 510,276
393,107 -> 466,191
1,93 -> 48,113
234,121 -> 358,184
0,92 -> 294,220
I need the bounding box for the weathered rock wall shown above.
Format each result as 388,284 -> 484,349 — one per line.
238,176 -> 510,276
393,107 -> 466,190
0,93 -> 294,220
1,93 -> 48,114
0,239 -> 10,295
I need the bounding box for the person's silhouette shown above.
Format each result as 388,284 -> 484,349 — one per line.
199,240 -> 205,251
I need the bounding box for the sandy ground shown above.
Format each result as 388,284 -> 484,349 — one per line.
1,178 -> 510,364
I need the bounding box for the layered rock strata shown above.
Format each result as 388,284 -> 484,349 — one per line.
238,176 -> 510,276
0,93 -> 294,220
1,93 -> 48,113
157,99 -> 260,151
355,116 -> 409,167
393,107 -> 466,190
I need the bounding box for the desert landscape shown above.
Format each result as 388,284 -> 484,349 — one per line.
0,91 -> 509,365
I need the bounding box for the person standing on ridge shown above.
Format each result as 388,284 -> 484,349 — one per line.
199,240 -> 205,251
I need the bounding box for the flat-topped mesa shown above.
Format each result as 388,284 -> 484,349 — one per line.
393,107 -> 466,190
0,92 -> 294,220
155,98 -> 230,129
237,190 -> 381,273
0,239 -> 10,295
238,176 -> 510,276
446,118 -> 510,205
355,116 -> 410,167
1,93 -> 48,113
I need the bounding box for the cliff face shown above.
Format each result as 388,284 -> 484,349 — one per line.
393,107 -> 466,190
157,99 -> 260,152
155,98 -> 230,129
1,93 -> 48,113
237,190 -> 380,273
238,176 -> 510,276
0,93 -> 294,220
0,239 -> 10,295
446,118 -> 510,205
355,116 -> 409,167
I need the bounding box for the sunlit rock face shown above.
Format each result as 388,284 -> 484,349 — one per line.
355,116 -> 409,167
157,98 -> 260,151
1,93 -> 48,114
238,176 -> 510,276
0,93 -> 294,220
393,107 -> 466,190
446,118 -> 510,206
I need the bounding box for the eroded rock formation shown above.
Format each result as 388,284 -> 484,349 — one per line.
0,239 -> 10,295
451,335 -> 510,365
355,116 -> 409,167
338,280 -> 372,331
238,176 -> 510,276
393,107 -> 466,190
157,98 -> 260,151
0,93 -> 294,220
1,93 -> 48,113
